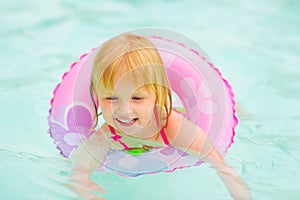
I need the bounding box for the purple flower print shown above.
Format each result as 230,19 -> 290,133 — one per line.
180,77 -> 218,123
159,146 -> 189,157
49,104 -> 95,157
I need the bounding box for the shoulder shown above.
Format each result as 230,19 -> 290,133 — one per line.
164,110 -> 206,147
99,123 -> 110,135
164,110 -> 184,141
70,123 -> 112,161
85,123 -> 112,145
166,110 -> 201,133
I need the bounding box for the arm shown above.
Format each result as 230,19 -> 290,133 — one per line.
202,145 -> 252,200
166,111 -> 252,200
66,127 -> 111,200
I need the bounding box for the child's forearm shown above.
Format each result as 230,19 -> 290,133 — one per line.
70,129 -> 111,172
215,165 -> 252,200
202,147 -> 251,200
67,130 -> 111,199
188,138 -> 251,200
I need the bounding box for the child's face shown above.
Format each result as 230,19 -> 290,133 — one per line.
99,73 -> 159,138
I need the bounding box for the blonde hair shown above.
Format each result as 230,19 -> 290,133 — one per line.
90,33 -> 172,128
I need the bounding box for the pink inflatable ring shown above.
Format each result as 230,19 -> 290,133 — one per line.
48,30 -> 237,177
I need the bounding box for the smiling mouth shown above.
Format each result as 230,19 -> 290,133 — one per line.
115,118 -> 138,127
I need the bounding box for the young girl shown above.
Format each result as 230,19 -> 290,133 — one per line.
67,33 -> 251,200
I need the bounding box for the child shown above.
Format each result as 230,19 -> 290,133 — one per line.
67,33 -> 251,200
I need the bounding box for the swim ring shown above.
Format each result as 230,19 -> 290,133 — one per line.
48,29 -> 237,177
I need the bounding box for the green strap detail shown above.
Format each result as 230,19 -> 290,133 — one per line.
124,146 -> 151,156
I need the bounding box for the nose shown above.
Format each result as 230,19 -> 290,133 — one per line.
113,100 -> 133,117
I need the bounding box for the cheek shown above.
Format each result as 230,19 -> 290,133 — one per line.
100,104 -> 113,123
100,102 -> 113,115
136,102 -> 155,116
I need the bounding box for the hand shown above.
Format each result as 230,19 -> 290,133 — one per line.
66,174 -> 106,200
216,165 -> 252,200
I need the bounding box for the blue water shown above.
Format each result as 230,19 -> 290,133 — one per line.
1,0 -> 300,199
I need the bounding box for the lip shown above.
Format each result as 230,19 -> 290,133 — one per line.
115,118 -> 138,127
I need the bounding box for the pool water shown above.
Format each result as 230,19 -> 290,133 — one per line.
1,0 -> 300,199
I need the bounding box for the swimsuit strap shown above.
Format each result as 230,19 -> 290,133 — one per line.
108,125 -> 130,150
160,127 -> 170,145
108,125 -> 152,156
154,106 -> 170,146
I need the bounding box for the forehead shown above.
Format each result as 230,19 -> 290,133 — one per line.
99,70 -> 154,95
114,68 -> 146,84
115,74 -> 152,93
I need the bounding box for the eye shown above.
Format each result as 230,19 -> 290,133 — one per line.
105,96 -> 118,101
132,96 -> 143,101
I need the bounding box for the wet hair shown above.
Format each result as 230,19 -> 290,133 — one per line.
90,33 -> 172,128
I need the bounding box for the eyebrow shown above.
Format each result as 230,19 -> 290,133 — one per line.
132,89 -> 152,96
100,92 -> 114,97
